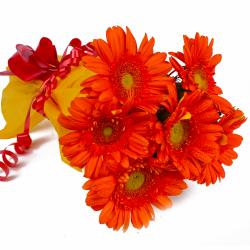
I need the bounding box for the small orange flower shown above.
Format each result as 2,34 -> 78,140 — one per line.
170,33 -> 222,95
81,26 -> 173,114
158,90 -> 223,179
83,159 -> 187,231
198,109 -> 246,185
58,97 -> 156,178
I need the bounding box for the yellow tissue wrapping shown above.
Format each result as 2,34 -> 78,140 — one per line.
0,75 -> 44,139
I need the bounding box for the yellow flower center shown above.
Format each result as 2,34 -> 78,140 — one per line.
103,126 -> 113,137
126,171 -> 145,191
170,120 -> 190,149
121,73 -> 134,90
193,71 -> 208,90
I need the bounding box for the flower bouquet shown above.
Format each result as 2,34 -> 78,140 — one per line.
0,26 -> 246,231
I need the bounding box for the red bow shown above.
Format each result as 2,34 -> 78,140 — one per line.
8,37 -> 59,81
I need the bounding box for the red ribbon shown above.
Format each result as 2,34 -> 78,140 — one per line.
0,70 -> 13,76
0,106 -> 31,181
0,38 -> 96,181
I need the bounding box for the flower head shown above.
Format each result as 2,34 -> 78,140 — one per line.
81,26 -> 173,114
158,90 -> 223,179
170,33 -> 222,95
58,97 -> 157,178
83,159 -> 187,231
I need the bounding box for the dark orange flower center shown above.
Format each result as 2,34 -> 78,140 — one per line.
193,69 -> 208,90
111,56 -> 148,100
169,120 -> 190,149
92,117 -> 124,144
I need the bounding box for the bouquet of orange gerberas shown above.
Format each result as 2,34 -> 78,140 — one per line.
0,26 -> 246,231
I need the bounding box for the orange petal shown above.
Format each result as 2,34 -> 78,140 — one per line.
106,26 -> 125,60
99,201 -> 115,224
153,196 -> 172,210
111,151 -> 121,163
146,52 -> 167,67
93,39 -> 113,64
82,56 -> 110,75
114,208 -> 124,231
131,208 -> 143,229
122,209 -> 131,232
139,37 -> 155,62
98,89 -> 113,102
121,155 -> 129,168
138,33 -> 148,52
71,151 -> 90,166
126,27 -> 137,55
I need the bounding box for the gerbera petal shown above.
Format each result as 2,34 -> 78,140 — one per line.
85,156 -> 99,177
138,206 -> 151,227
146,52 -> 167,67
115,208 -> 125,231
131,208 -> 143,229
98,89 -> 113,102
59,131 -> 81,145
82,56 -> 110,75
71,151 -> 90,166
106,26 -> 125,60
111,151 -> 121,163
123,210 -> 131,232
91,78 -> 111,92
126,27 -> 137,55
99,201 -> 115,224
93,155 -> 104,178
227,134 -> 243,147
138,33 -> 148,52
191,148 -> 212,163
209,54 -> 222,67
121,155 -> 129,168
93,39 -> 114,64
153,196 -> 172,210
139,37 -> 155,62
148,62 -> 172,75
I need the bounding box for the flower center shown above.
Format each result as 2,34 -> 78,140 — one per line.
169,120 -> 190,149
103,126 -> 113,137
193,70 -> 208,90
92,117 -> 124,145
126,171 -> 145,191
121,73 -> 134,90
111,56 -> 147,100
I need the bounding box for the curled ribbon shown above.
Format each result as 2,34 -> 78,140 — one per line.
0,38 -> 96,181
0,109 -> 31,181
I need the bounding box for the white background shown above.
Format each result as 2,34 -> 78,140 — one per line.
0,0 -> 250,249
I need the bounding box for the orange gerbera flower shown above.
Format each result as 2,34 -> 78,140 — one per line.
198,109 -> 246,185
58,97 -> 156,178
169,33 -> 222,95
81,26 -> 173,114
83,159 -> 187,231
159,90 -> 223,179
